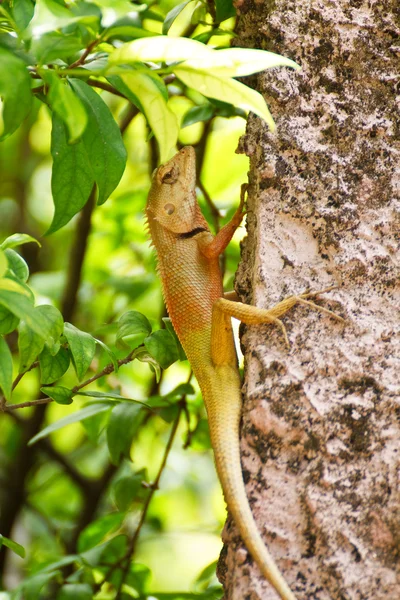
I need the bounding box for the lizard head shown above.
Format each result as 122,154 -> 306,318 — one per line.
146,146 -> 203,235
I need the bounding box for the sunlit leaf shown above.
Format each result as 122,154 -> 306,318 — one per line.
0,47 -> 32,140
183,47 -> 300,77
40,386 -> 74,405
64,322 -> 96,380
116,71 -> 178,162
56,584 -> 93,600
0,278 -> 52,339
28,403 -> 113,445
28,0 -> 97,37
0,336 -> 13,401
174,66 -> 275,130
1,233 -> 41,250
46,73 -> 88,143
107,403 -> 142,464
109,35 -> 213,65
0,249 -> 7,278
162,0 -> 192,35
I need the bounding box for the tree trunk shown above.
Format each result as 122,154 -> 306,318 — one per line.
218,1 -> 400,599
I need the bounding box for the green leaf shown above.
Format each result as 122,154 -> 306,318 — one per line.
46,73 -> 88,143
4,249 -> 29,282
80,534 -> 127,568
144,329 -> 180,369
103,25 -> 156,41
0,337 -> 12,400
215,0 -> 235,22
0,278 -> 52,339
94,338 -> 118,372
77,512 -> 125,552
1,233 -> 41,250
116,310 -> 152,349
162,0 -> 192,35
48,113 -> 95,234
39,345 -> 70,384
109,36 -> 212,66
194,560 -> 218,591
28,402 -> 113,445
0,47 -> 32,140
113,470 -> 147,511
107,403 -> 142,464
69,79 -> 127,205
11,0 -> 35,33
18,321 -> 44,373
28,0 -> 97,36
184,47 -> 300,77
41,386 -> 73,405
114,71 -> 178,163
76,391 -> 151,410
0,305 -> 19,335
32,32 -> 83,64
0,249 -> 7,278
162,317 -> 186,361
174,66 -> 276,131
0,535 -> 25,558
18,305 -> 63,372
64,322 -> 96,380
20,572 -> 61,600
56,584 -> 93,600
181,104 -> 214,128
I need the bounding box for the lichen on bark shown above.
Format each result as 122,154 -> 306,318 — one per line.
218,1 -> 400,599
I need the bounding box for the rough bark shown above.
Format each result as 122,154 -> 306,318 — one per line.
218,1 -> 400,599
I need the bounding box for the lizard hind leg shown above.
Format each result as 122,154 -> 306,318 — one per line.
211,289 -> 343,360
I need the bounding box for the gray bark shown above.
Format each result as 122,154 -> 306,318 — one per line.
218,1 -> 400,599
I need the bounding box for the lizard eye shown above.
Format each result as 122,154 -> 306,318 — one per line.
161,165 -> 179,184
164,203 -> 175,215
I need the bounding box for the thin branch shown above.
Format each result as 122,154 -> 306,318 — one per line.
68,38 -> 102,69
115,407 -> 183,599
86,78 -> 127,99
61,185 -> 96,321
4,349 -> 138,412
197,179 -> 221,233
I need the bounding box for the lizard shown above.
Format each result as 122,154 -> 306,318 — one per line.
146,145 -> 342,600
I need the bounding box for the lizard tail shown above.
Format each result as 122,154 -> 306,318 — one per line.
205,374 -> 297,600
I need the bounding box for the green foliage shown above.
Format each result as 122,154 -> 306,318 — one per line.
0,0 -> 300,596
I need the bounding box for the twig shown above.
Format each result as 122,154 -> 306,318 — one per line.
4,349 -> 138,412
68,38 -> 102,69
115,407 -> 183,599
86,78 -> 127,99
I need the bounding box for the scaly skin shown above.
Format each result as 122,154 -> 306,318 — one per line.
146,146 -> 300,600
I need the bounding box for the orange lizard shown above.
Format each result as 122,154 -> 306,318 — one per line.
146,146 -> 341,600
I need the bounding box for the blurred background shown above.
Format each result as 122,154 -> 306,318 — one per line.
0,2 -> 250,593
